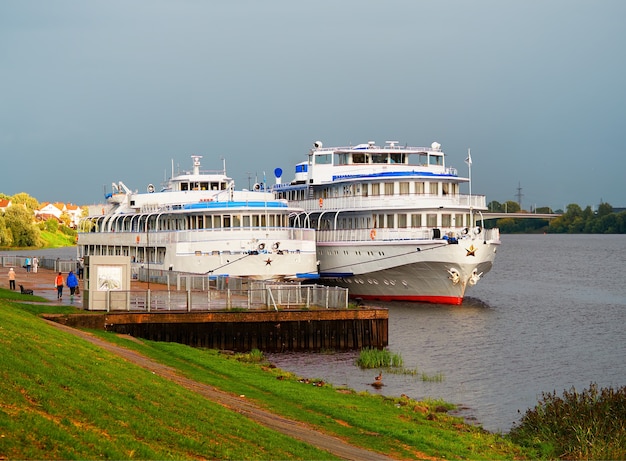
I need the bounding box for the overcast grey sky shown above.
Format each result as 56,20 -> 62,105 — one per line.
2,1 -> 625,211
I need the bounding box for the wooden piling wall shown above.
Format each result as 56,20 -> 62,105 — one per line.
46,308 -> 388,352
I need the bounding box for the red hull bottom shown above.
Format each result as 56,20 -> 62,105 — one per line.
351,294 -> 463,306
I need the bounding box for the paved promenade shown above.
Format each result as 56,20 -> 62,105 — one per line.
4,265 -> 84,305
4,265 -> 150,306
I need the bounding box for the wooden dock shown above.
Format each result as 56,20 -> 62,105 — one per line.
46,308 -> 389,352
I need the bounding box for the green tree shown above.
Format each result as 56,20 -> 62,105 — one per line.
0,215 -> 13,246
11,192 -> 39,212
596,202 -> 613,217
504,200 -> 521,213
3,205 -> 41,247
487,200 -> 503,212
45,218 -> 59,233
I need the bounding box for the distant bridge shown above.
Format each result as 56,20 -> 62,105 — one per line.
481,212 -> 561,220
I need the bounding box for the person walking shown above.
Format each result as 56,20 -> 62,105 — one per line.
77,258 -> 84,280
8,267 -> 16,290
66,270 -> 79,301
55,272 -> 64,300
25,257 -> 31,273
32,257 -> 39,273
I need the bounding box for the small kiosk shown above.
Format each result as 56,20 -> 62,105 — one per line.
82,255 -> 131,311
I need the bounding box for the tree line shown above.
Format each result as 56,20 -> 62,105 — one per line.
487,200 -> 626,234
0,193 -> 78,248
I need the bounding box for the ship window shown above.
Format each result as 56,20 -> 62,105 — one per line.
243,215 -> 250,227
315,153 -> 332,164
214,215 -> 222,228
430,155 -> 443,166
411,214 -> 422,227
442,214 -> 451,227
429,182 -> 438,195
455,214 -> 464,227
386,214 -> 394,228
200,182 -> 209,190
384,183 -> 394,195
398,214 -> 407,228
335,152 -> 348,164
181,182 -> 189,191
442,183 -> 449,195
427,214 -> 437,227
232,215 -> 241,227
415,182 -> 425,194
261,215 -> 266,227
390,153 -> 404,164
399,182 -> 409,195
352,153 -> 366,163
268,215 -> 275,227
372,183 -> 380,196
223,215 -> 231,228
371,153 -> 386,163
252,215 -> 260,227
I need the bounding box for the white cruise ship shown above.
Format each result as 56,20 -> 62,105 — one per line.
273,141 -> 500,304
77,156 -> 318,281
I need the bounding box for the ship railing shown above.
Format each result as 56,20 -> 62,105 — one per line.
304,193 -> 486,212
94,282 -> 349,312
315,226 -> 500,243
79,227 -> 316,246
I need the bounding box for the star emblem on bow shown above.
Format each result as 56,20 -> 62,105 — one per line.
265,258 -> 272,266
466,244 -> 477,257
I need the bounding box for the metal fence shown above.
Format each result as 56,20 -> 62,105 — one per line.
0,256 -> 78,273
96,283 -> 349,312
1,256 -> 349,312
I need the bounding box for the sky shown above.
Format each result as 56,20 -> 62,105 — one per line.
1,0 -> 625,211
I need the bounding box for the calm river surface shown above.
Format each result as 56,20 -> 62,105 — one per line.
4,235 -> 625,433
268,234 -> 626,433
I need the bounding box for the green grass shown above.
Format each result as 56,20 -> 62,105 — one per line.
38,229 -> 76,247
0,301 -> 337,460
0,299 -> 531,460
356,346 -> 404,368
356,347 -> 444,382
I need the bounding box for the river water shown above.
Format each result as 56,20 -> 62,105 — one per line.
267,234 -> 626,433
4,235 -> 625,433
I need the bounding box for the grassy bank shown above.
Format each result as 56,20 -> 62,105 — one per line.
0,291 -> 528,460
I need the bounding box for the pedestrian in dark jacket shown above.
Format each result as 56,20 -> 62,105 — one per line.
66,270 -> 79,300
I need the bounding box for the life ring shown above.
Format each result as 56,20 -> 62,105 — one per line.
319,198 -> 324,208
258,243 -> 265,251
370,229 -> 376,240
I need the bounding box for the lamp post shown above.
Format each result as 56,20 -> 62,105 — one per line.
146,219 -> 150,291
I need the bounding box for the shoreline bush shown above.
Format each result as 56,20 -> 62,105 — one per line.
509,382 -> 626,459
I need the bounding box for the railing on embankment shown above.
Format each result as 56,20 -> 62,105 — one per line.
86,283 -> 349,312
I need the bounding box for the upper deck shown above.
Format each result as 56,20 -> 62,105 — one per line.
275,141 -> 461,189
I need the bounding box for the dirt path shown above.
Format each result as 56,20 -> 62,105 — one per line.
43,319 -> 399,461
